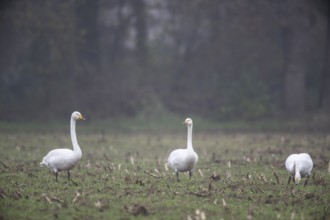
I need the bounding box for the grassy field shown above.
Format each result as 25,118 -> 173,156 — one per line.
0,119 -> 329,220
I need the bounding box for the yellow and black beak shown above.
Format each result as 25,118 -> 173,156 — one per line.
79,114 -> 86,120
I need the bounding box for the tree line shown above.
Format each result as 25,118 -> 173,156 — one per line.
0,0 -> 329,121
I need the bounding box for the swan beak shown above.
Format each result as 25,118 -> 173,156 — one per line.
80,115 -> 86,120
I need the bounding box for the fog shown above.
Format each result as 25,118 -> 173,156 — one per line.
0,0 -> 329,121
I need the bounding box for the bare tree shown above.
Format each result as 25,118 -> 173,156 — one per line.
318,1 -> 330,109
282,1 -> 313,115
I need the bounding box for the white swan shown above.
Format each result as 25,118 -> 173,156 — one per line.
167,118 -> 198,181
40,111 -> 85,182
285,153 -> 313,185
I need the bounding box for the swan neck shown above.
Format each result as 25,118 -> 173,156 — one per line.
294,161 -> 300,177
187,124 -> 193,151
71,118 -> 82,155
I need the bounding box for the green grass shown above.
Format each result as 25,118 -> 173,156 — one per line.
1,111 -> 329,133
0,122 -> 329,219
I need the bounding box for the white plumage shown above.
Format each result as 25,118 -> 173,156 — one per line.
167,118 -> 198,181
40,111 -> 85,182
285,153 -> 313,185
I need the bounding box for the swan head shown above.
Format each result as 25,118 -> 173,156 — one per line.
293,162 -> 301,184
72,111 -> 85,121
183,118 -> 193,126
294,174 -> 301,184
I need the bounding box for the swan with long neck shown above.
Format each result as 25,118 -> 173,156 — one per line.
285,153 -> 313,185
40,111 -> 85,182
167,118 -> 198,181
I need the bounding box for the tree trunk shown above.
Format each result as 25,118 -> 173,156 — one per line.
282,1 -> 312,115
318,2 -> 330,109
132,0 -> 148,67
284,29 -> 308,114
98,0 -> 129,74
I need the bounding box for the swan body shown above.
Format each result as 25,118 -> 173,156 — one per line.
285,153 -> 313,184
40,111 -> 85,181
167,118 -> 198,181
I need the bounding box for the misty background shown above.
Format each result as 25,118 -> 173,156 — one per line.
0,0 -> 329,123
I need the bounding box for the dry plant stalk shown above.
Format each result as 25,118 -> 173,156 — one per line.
273,172 -> 280,184
164,163 -> 169,171
226,171 -> 232,180
42,193 -> 52,204
144,170 -> 162,178
72,192 -> 80,204
187,190 -> 209,197
195,209 -> 206,220
260,174 -> 267,183
0,161 -> 9,168
255,172 -> 267,183
222,198 -> 227,208
94,201 -> 102,209
52,195 -> 64,203
198,169 -> 204,177
0,193 -> 6,198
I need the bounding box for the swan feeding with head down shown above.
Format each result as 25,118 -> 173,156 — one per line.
40,111 -> 85,182
167,118 -> 198,181
285,153 -> 313,185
